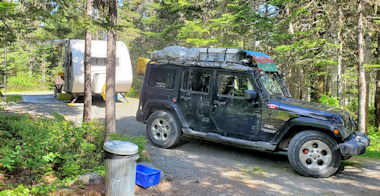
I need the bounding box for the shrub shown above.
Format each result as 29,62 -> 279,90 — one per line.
360,125 -> 380,159
0,113 -> 105,183
125,87 -> 140,98
7,72 -> 51,91
318,94 -> 340,108
0,112 -> 149,194
125,75 -> 143,98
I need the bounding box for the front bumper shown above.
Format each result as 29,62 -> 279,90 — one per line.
339,132 -> 370,156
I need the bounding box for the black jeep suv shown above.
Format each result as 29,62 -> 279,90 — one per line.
136,49 -> 369,178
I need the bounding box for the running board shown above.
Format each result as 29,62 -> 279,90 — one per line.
182,128 -> 277,151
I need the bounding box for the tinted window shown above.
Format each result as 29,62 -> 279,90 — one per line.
148,68 -> 176,89
182,70 -> 211,93
218,75 -> 253,97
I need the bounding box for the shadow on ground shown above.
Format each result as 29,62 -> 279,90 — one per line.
119,116 -> 380,195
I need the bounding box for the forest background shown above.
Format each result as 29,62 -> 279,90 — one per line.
0,0 -> 379,133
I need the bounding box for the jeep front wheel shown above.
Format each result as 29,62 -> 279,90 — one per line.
146,110 -> 182,149
288,130 -> 341,178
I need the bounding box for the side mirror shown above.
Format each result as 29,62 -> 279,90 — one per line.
244,90 -> 258,101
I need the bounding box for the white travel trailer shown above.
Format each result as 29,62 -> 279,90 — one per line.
57,40 -> 133,100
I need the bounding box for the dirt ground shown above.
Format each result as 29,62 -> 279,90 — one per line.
5,93 -> 380,195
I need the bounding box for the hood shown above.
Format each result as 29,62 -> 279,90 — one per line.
275,98 -> 345,117
269,98 -> 355,133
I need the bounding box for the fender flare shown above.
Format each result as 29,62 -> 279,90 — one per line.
142,99 -> 189,128
271,116 -> 338,145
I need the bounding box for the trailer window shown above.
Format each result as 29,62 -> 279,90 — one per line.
91,58 -> 121,66
91,58 -> 106,66
148,68 -> 176,89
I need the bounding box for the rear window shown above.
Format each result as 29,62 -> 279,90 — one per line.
148,68 -> 176,89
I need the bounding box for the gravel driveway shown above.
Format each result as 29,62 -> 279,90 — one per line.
6,93 -> 380,195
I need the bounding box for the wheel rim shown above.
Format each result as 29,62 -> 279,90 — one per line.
299,140 -> 332,171
151,118 -> 172,142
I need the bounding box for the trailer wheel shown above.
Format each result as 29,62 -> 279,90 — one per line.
146,110 -> 182,149
288,130 -> 341,178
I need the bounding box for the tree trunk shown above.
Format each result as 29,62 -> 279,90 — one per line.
324,74 -> 331,96
375,34 -> 380,129
366,70 -> 370,132
337,33 -> 343,106
337,6 -> 343,107
83,0 -> 92,122
357,0 -> 367,134
105,0 -> 117,140
42,52 -> 45,87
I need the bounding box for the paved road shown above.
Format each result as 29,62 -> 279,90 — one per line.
6,93 -> 380,195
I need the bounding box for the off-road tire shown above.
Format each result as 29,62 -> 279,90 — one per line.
146,110 -> 182,149
288,130 -> 341,178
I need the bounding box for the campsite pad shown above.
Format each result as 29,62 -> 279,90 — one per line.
22,95 -> 69,104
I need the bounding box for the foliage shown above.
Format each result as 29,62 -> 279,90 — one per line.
107,133 -> 147,161
125,75 -> 143,98
359,125 -> 380,159
345,98 -> 359,115
0,112 -> 149,194
0,184 -> 30,196
125,87 -> 140,98
0,175 -> 77,195
7,72 -> 47,91
318,94 -> 340,108
0,113 -> 105,186
0,95 -> 22,103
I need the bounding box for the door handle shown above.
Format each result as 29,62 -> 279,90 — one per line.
214,100 -> 226,106
180,96 -> 192,101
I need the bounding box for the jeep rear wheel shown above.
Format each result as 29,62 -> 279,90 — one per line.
288,130 -> 341,178
146,110 -> 182,149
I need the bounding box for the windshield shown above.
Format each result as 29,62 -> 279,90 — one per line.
260,73 -> 286,98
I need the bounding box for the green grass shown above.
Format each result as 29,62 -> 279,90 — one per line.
6,88 -> 51,92
341,160 -> 362,168
57,93 -> 72,101
359,126 -> 380,159
359,150 -> 380,159
0,95 -> 23,102
124,88 -> 139,98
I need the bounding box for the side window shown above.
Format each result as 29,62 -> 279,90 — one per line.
148,68 -> 176,89
218,74 -> 253,97
181,70 -> 211,93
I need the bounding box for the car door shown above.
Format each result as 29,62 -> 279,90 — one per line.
211,72 -> 262,140
177,68 -> 213,132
